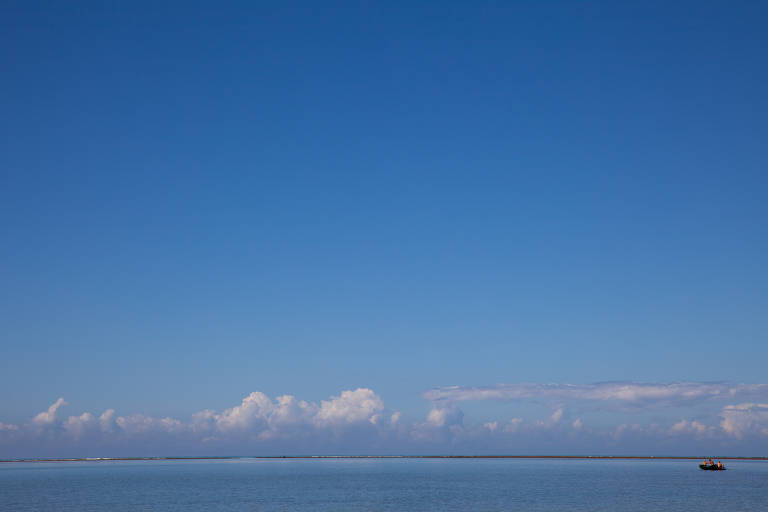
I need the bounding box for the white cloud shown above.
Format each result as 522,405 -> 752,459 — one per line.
669,419 -> 712,437
409,403 -> 465,443
534,407 -> 566,429
115,414 -> 185,435
423,382 -> 768,409
314,388 -> 384,427
425,405 -> 463,428
6,385 -> 768,457
720,403 -> 768,439
99,409 -> 117,433
63,412 -> 96,439
21,388 -> 390,447
190,409 -> 217,435
266,395 -> 318,432
32,397 -> 67,426
215,392 -> 273,432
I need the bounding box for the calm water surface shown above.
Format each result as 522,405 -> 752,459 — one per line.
1,458 -> 767,511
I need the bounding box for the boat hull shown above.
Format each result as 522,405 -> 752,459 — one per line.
699,464 -> 726,470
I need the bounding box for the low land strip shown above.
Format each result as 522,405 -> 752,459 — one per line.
2,455 -> 767,463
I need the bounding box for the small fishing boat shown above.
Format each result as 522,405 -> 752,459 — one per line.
699,464 -> 726,471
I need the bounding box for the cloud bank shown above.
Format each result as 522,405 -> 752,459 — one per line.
3,383 -> 768,458
423,382 -> 768,409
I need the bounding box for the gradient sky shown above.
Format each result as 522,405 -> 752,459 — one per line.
1,1 -> 767,457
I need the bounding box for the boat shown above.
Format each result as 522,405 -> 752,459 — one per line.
699,464 -> 726,471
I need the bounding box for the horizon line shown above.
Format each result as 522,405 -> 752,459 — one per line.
3,455 -> 768,463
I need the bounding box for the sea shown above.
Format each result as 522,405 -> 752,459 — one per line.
1,457 -> 767,511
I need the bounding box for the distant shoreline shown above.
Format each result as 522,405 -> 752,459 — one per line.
2,455 -> 767,463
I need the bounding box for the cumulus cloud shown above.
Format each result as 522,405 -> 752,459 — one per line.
116,415 -> 185,436
32,397 -> 67,426
99,409 -> 117,433
423,382 -> 768,410
426,405 -> 463,428
1,389 -> 392,453
669,419 -> 713,437
270,395 -> 318,428
314,389 -> 384,427
534,407 -> 566,429
215,392 -> 274,433
408,403 -> 466,443
63,412 -> 96,439
5,384 -> 768,458
195,388 -> 385,440
720,403 -> 768,439
416,381 -> 768,449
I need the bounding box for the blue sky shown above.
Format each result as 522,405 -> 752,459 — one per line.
1,1 -> 767,457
